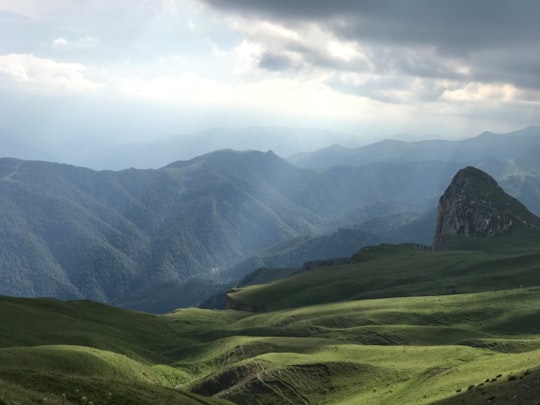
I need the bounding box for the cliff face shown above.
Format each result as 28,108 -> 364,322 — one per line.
433,166 -> 540,250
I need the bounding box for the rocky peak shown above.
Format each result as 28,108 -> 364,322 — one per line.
433,166 -> 539,250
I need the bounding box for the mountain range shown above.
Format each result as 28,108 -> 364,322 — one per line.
0,152 -> 457,312
1,126 -> 540,312
0,127 -> 364,171
289,126 -> 540,168
290,126 -> 540,215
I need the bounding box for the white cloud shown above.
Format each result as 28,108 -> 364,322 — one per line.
228,19 -> 371,66
327,39 -> 365,63
52,35 -> 99,50
233,40 -> 263,75
231,19 -> 301,43
115,70 -> 376,121
0,53 -> 102,91
442,82 -> 518,103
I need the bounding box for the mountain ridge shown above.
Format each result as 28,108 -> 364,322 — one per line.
2,127 -> 540,312
288,125 -> 540,169
0,152 -> 458,312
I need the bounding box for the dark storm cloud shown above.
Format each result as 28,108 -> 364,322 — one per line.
200,0 -> 539,49
200,0 -> 540,89
468,44 -> 540,89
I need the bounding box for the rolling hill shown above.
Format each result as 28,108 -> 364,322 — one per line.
3,253 -> 540,403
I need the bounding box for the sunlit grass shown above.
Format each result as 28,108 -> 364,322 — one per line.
3,242 -> 540,403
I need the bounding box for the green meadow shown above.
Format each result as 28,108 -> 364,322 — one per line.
2,242 -> 540,404
228,241 -> 540,312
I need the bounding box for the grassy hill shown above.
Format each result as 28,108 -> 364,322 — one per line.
4,286 -> 540,403
3,232 -> 540,404
226,241 -> 540,312
0,296 -> 233,404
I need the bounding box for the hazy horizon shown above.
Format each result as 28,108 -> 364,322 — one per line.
2,124 -> 538,171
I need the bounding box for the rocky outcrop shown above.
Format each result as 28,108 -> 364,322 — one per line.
433,166 -> 540,250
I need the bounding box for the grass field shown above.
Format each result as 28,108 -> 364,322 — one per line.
3,242 -> 540,404
227,242 -> 540,311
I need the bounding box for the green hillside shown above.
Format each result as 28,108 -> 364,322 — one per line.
2,208 -> 540,404
4,277 -> 540,403
226,241 -> 540,312
0,296 -> 232,404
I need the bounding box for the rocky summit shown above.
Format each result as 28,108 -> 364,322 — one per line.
433,166 -> 540,250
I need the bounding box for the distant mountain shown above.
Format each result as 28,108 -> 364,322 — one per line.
289,126 -> 540,219
4,125 -> 540,312
288,126 -> 540,169
0,151 -> 460,312
0,151 -> 310,310
433,166 -> 540,250
69,127 -> 362,170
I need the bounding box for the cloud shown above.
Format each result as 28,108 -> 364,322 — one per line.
0,53 -> 102,91
259,51 -> 301,72
115,70 -> 376,120
232,40 -> 263,75
1,0 -> 538,140
198,0 -> 540,104
52,35 -> 99,51
442,82 -> 519,103
198,0 -> 540,49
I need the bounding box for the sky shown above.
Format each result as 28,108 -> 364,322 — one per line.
1,0 -> 540,151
